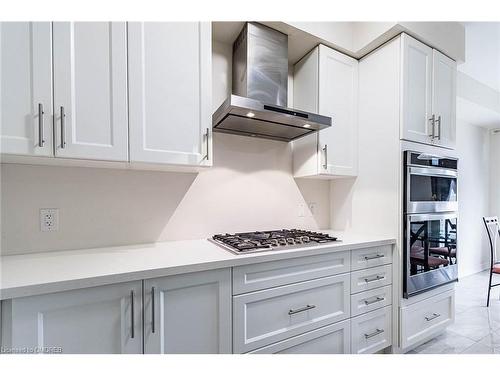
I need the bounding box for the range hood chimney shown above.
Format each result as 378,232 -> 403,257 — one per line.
212,22 -> 332,142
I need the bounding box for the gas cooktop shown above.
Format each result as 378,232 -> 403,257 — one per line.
210,229 -> 340,255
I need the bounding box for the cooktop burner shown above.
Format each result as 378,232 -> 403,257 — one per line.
210,229 -> 340,255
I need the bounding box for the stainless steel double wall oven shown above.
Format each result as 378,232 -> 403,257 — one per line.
403,151 -> 458,298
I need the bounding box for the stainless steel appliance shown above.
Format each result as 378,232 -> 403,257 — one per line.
212,23 -> 331,142
404,151 -> 458,214
210,229 -> 340,255
403,151 -> 459,298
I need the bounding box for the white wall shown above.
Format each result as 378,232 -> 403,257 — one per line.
0,134 -> 330,255
0,40 -> 330,255
491,130 -> 500,217
456,120 -> 491,277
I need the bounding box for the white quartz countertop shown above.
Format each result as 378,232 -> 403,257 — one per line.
0,231 -> 395,300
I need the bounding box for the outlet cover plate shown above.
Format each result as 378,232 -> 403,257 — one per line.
40,208 -> 59,232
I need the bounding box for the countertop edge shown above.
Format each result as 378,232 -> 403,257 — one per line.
1,237 -> 396,300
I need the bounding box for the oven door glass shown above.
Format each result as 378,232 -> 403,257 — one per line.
407,167 -> 458,213
404,213 -> 458,297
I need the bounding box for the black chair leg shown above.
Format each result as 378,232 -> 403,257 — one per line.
487,270 -> 493,307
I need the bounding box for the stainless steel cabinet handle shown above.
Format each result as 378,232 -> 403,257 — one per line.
364,328 -> 384,339
364,254 -> 384,261
429,114 -> 436,138
151,286 -> 156,333
322,144 -> 328,170
38,103 -> 45,147
435,115 -> 441,140
364,275 -> 384,283
204,128 -> 210,161
130,290 -> 135,339
424,312 -> 441,321
60,106 -> 66,149
364,296 -> 385,305
288,304 -> 316,315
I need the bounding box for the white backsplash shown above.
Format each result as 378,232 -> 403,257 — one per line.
0,133 -> 330,255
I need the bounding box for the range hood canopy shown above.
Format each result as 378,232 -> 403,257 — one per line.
212,22 -> 331,142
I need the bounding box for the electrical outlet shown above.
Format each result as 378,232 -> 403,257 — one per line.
40,208 -> 59,232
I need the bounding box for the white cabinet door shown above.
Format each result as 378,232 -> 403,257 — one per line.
401,34 -> 433,145
144,269 -> 231,354
432,49 -> 456,149
1,281 -> 143,354
0,22 -> 53,157
52,22 -> 128,161
292,44 -> 358,178
128,22 -> 212,166
318,45 -> 358,176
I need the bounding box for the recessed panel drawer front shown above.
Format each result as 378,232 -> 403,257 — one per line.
232,251 -> 351,295
351,306 -> 392,354
233,274 -> 350,353
401,289 -> 454,349
249,320 -> 351,354
350,285 -> 392,317
351,246 -> 392,271
351,264 -> 392,294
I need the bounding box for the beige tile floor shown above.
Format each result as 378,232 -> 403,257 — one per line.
408,270 -> 500,354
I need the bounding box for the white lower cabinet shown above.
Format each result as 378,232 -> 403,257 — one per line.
143,269 -> 232,354
1,281 -> 143,354
233,273 -> 350,353
351,306 -> 392,354
249,320 -> 351,354
400,289 -> 454,350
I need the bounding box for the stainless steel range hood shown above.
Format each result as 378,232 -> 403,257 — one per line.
212,22 -> 332,142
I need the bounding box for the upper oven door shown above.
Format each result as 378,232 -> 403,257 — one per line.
406,166 -> 458,214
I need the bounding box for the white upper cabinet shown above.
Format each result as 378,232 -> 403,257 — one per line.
144,269 -> 232,354
401,34 -> 456,149
0,22 -> 53,157
401,34 -> 433,145
293,44 -> 358,178
1,281 -> 143,354
52,22 -> 128,161
432,49 -> 456,148
128,22 -> 212,166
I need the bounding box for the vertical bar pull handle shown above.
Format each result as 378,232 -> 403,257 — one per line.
151,286 -> 156,334
38,103 -> 45,147
60,106 -> 66,149
429,114 -> 435,138
130,290 -> 135,339
204,128 -> 210,161
322,144 -> 328,170
436,115 -> 441,140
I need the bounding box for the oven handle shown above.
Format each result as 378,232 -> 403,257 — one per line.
408,166 -> 458,178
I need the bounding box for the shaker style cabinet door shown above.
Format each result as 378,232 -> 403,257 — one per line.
0,22 -> 53,157
144,269 -> 232,354
400,34 -> 433,145
317,45 -> 358,176
127,22 -> 212,166
1,281 -> 143,354
431,49 -> 456,149
292,44 -> 358,178
52,22 -> 129,161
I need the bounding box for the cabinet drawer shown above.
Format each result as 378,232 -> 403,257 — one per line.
351,246 -> 392,271
401,289 -> 454,349
232,251 -> 350,295
351,306 -> 392,354
351,264 -> 392,294
351,286 -> 392,317
233,274 -> 350,353
249,320 -> 351,354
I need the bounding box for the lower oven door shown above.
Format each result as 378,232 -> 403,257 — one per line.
404,212 -> 458,298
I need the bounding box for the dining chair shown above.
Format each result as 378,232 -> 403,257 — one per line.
483,216 -> 500,307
